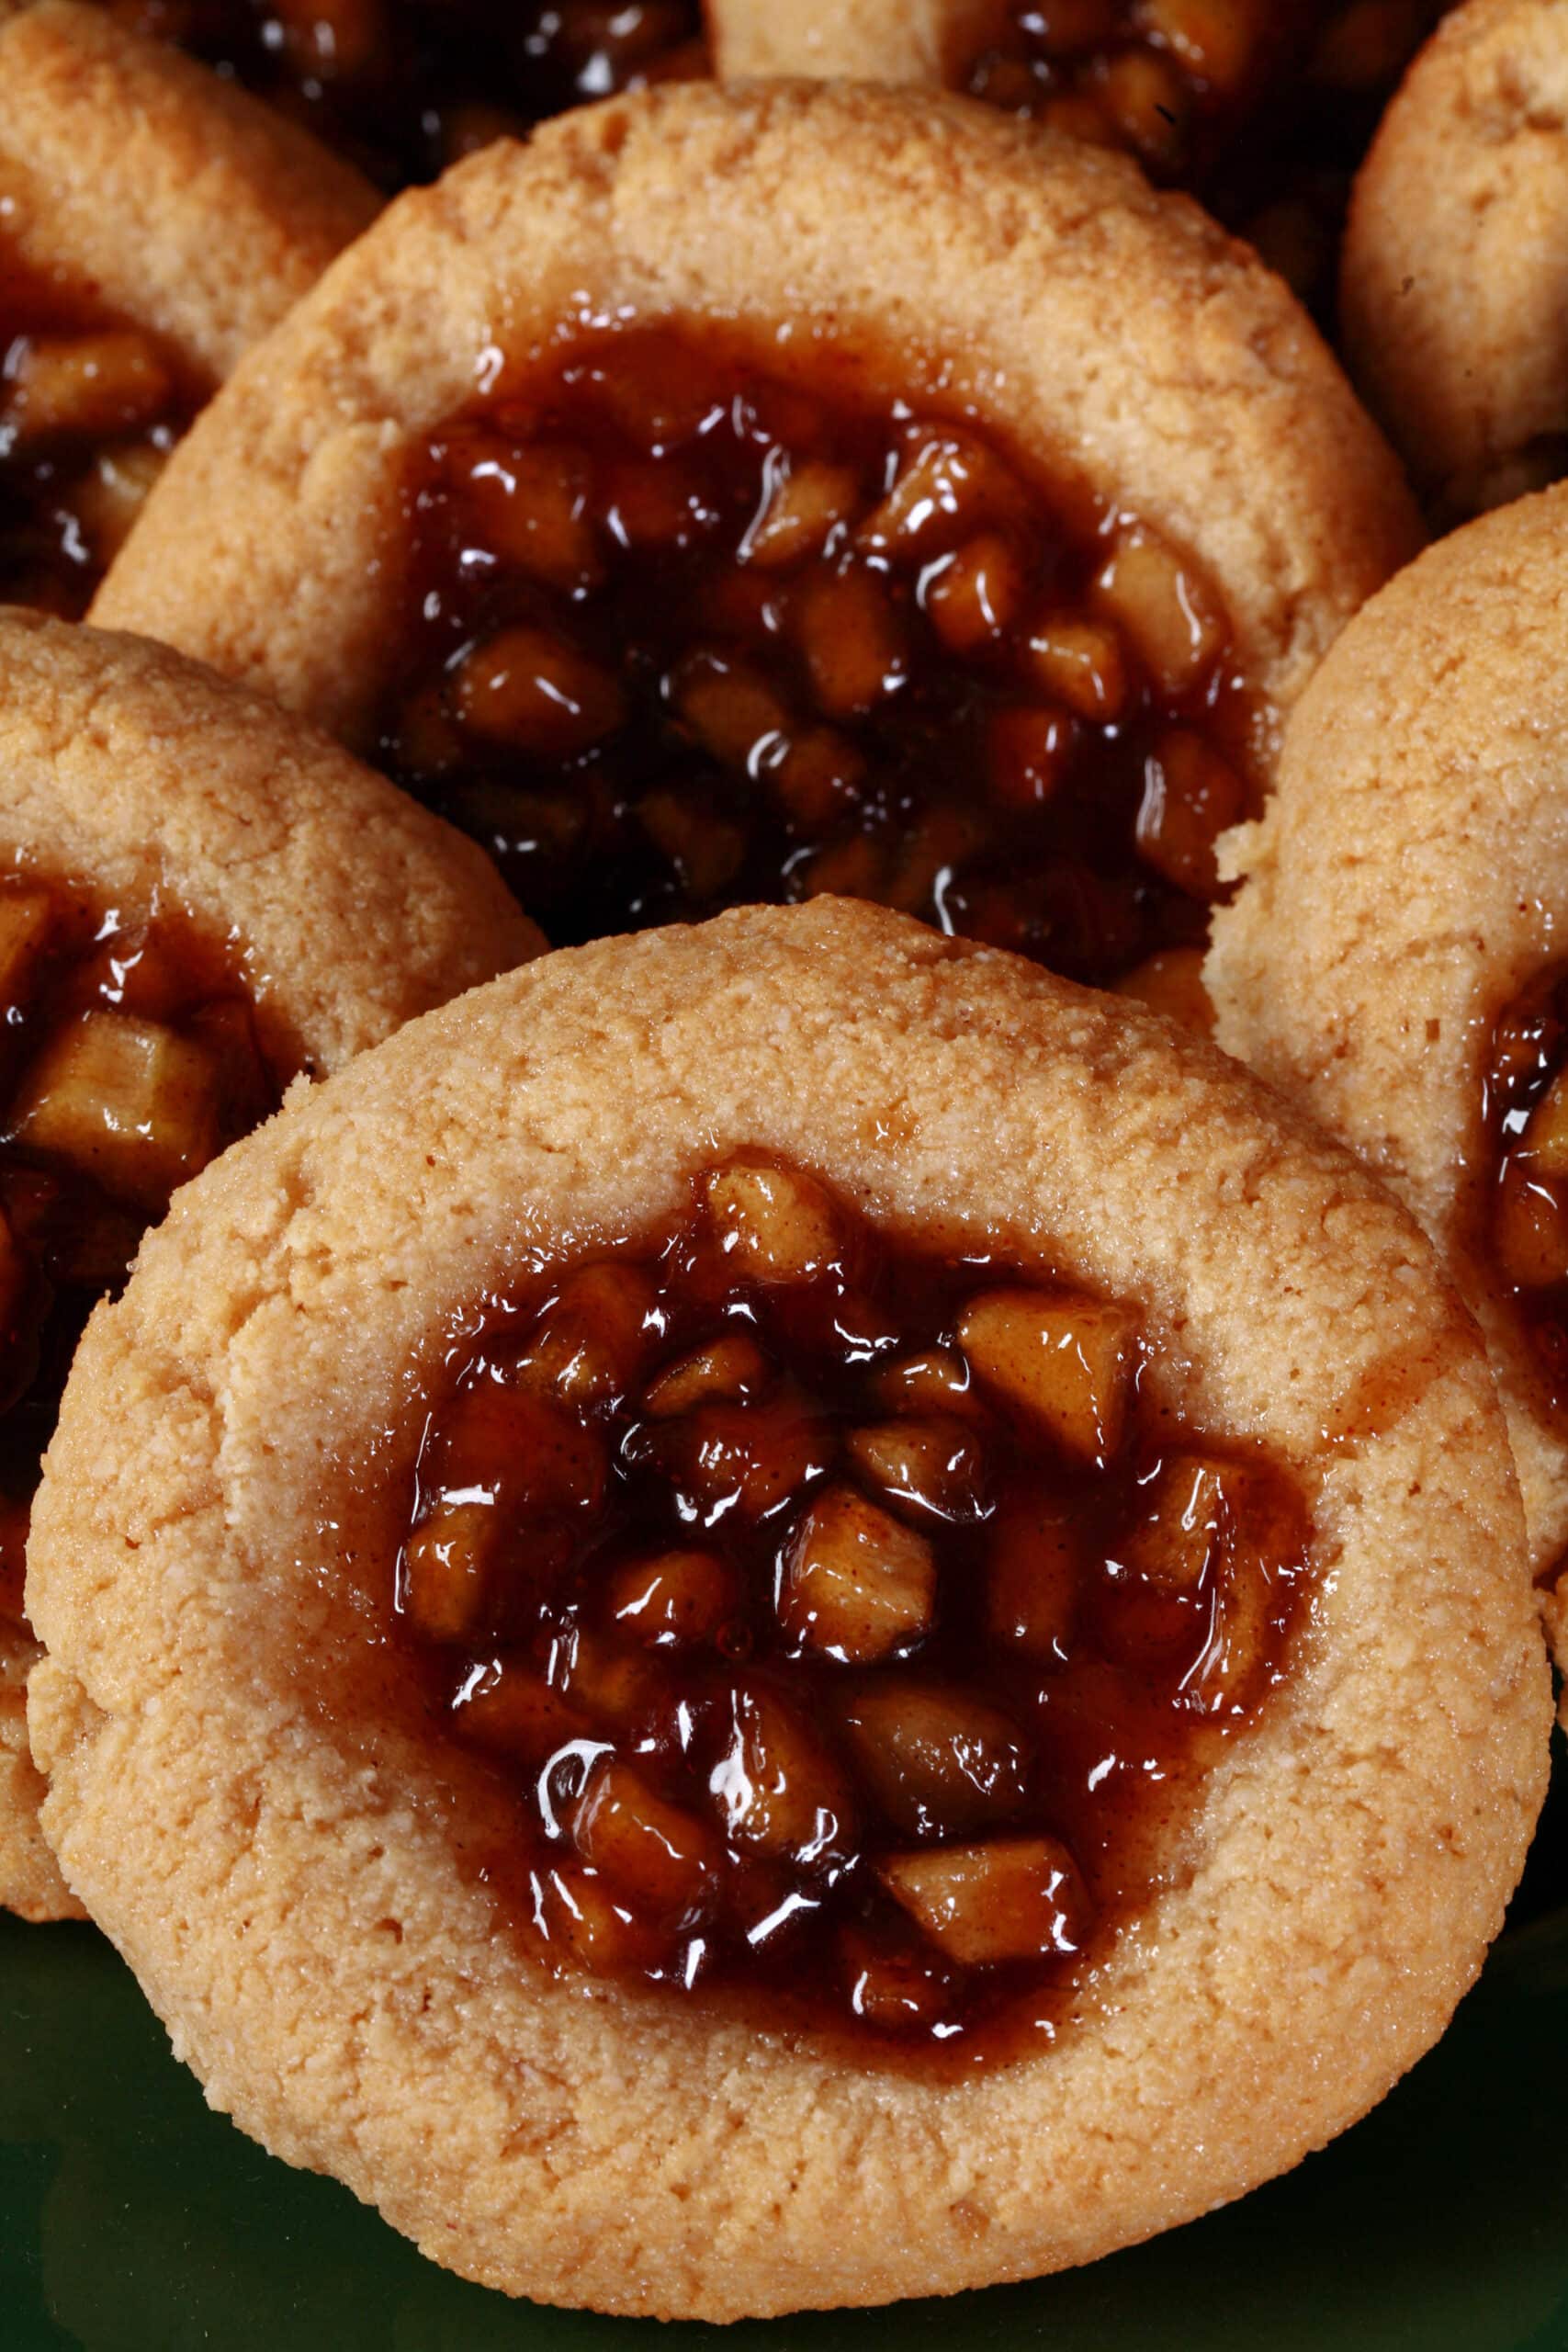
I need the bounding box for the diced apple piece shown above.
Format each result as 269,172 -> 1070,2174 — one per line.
840,1925 -> 952,2032
598,451 -> 708,548
675,650 -> 790,769
987,705 -> 1073,810
709,1680 -> 853,1860
572,1758 -> 716,1920
771,727 -> 865,830
558,1625 -> 667,1731
780,1483 -> 936,1662
605,1548 -> 734,1647
795,569 -> 907,717
400,1501 -> 499,1644
1115,945 -> 1214,1034
446,430 -> 601,591
741,455 -> 861,568
840,1681 -> 1031,1838
533,1861 -> 659,1973
1496,1164 -> 1568,1289
705,1158 -> 843,1283
438,1376 -> 606,1516
797,831 -> 889,900
73,439 -> 169,560
452,1661 -> 589,1760
1024,612 -> 1129,720
987,1500 -> 1080,1660
845,1414 -> 987,1523
1523,1069 -> 1568,1179
0,887 -> 56,1010
872,1347 -> 978,1417
667,1394 -> 829,1521
638,789 -> 746,900
856,428 -> 1020,560
881,805 -> 983,918
957,1287 -> 1140,1465
642,1330 -> 770,1418
1135,729 -> 1248,898
1135,0 -> 1262,88
1093,528 -> 1227,695
879,1835 -> 1089,1966
590,333 -> 718,451
519,1261 -> 658,1405
924,533 -> 1023,651
1099,47 -> 1190,167
1184,1546 -> 1275,1714
6,329 -> 174,446
455,624 -> 625,757
10,1010 -> 220,1210
1122,1453 -> 1258,1593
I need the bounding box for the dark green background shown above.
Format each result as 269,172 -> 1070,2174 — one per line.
6,1735 -> 1564,2350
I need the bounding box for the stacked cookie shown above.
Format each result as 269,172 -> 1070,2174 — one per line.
2,0 -> 1562,2327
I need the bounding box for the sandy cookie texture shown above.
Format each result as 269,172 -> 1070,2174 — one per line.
0,609 -> 538,1922
1207,485 -> 1568,1602
1341,0 -> 1568,521
27,898 -> 1547,2316
91,79 -> 1420,760
0,0 -> 377,382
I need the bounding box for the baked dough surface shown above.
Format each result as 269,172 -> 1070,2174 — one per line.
0,0 -> 378,383
1341,0 -> 1568,521
27,898 -> 1548,2316
1207,485 -> 1568,1600
91,79 -> 1420,760
0,608 -> 538,1921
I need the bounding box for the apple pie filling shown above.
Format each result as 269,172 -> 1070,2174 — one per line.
379,325 -> 1259,1001
97,1 -> 707,189
1484,964 -> 1568,1412
964,2 -> 1445,305
1,263 -> 198,617
0,866 -> 282,1631
397,1155 -> 1312,2059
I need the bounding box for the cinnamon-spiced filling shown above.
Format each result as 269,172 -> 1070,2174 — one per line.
0,867 -> 283,1630
396,1156 -> 1312,2063
964,2 -> 1446,311
379,325 -> 1260,1003
98,1 -> 707,189
1483,963 -> 1568,1417
1,261 -> 199,618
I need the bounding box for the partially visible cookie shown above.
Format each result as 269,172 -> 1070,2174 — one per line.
1342,0 -> 1568,522
0,0 -> 377,611
1207,483 -> 1568,1605
0,608 -> 538,1920
25,896 -> 1547,2314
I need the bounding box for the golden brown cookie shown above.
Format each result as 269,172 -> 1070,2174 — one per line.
0,0 -> 377,612
0,607 -> 538,1922
26,897 -> 1548,2315
1207,483 -> 1568,1607
91,78 -> 1418,997
1341,0 -> 1568,522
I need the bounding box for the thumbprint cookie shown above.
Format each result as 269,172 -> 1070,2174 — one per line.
93,80 -> 1419,1014
0,609 -> 537,1920
0,0 -> 376,616
25,898 -> 1548,2314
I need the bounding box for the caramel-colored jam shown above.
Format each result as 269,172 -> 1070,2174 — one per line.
0,260 -> 197,618
0,868 -> 283,1632
965,2 -> 1446,314
378,324 -> 1259,998
395,1156 -> 1312,2063
1483,962 -> 1568,1411
99,0 -> 706,190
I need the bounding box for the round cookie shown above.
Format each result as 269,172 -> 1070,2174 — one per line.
0,0 -> 377,612
1341,0 -> 1568,523
0,607 -> 539,1922
1206,482 -> 1568,1596
26,897 -> 1548,2315
91,79 -> 1418,746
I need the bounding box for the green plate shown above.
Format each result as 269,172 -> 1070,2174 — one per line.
6,1731 -> 1566,2352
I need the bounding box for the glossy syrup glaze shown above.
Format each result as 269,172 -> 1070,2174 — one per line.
378,322 -> 1260,1016
394,1155 -> 1313,2064
1483,961 -> 1568,1418
96,0 -> 706,189
0,866 -> 282,1629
